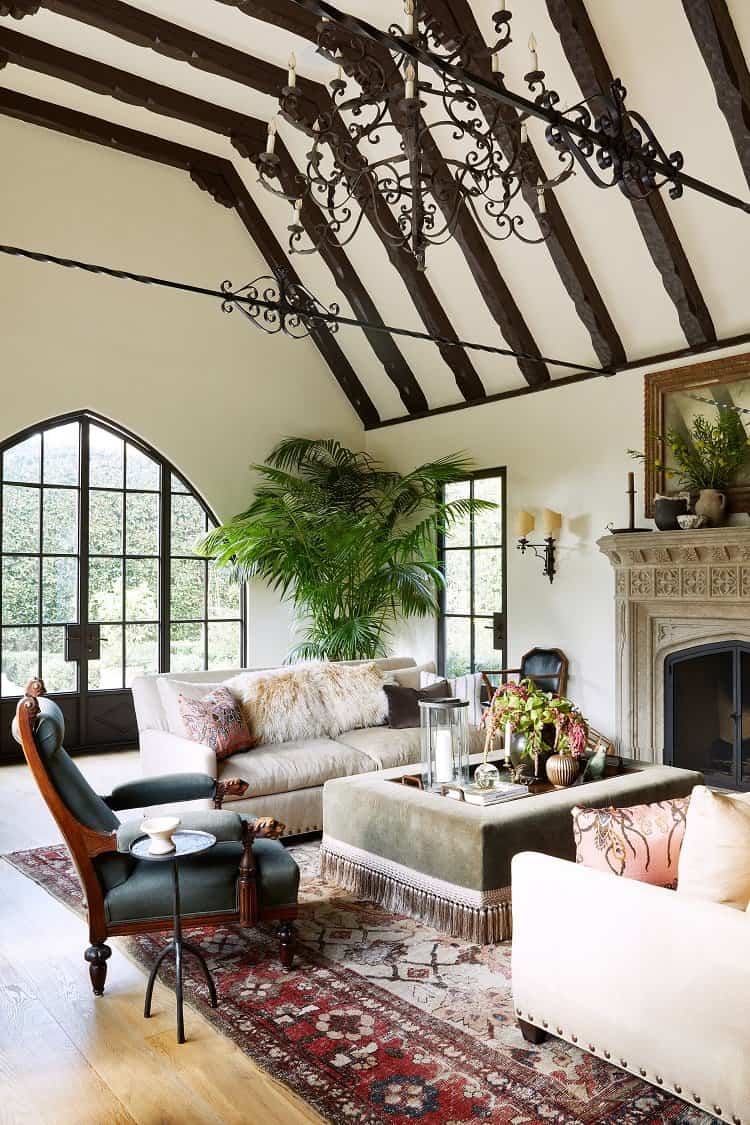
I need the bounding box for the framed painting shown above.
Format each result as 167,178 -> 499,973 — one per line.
643,351 -> 750,518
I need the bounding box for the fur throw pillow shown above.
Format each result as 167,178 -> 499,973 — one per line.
225,661 -> 387,746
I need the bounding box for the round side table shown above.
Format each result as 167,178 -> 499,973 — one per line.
130,829 -> 218,1044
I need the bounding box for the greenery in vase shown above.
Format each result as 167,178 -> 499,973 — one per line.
197,437 -> 494,662
484,679 -> 588,759
628,406 -> 748,492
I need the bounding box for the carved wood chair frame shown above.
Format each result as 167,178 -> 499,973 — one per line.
14,682 -> 297,994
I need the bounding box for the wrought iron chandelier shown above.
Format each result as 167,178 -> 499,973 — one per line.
257,2 -> 570,270
256,0 -> 694,270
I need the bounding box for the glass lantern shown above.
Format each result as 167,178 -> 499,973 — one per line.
419,697 -> 470,791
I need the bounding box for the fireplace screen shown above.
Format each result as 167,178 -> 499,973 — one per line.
665,642 -> 750,791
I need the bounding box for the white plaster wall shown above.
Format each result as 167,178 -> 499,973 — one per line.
366,349 -> 750,740
0,117 -> 361,665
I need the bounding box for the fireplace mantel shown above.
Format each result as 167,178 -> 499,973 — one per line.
597,527 -> 750,759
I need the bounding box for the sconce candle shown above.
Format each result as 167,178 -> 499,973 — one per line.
515,510 -> 535,538
540,508 -> 562,537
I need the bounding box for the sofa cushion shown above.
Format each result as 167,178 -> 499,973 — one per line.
157,678 -> 216,736
336,726 -> 423,770
383,680 -> 451,729
677,785 -> 750,910
421,670 -> 484,727
386,661 -> 437,690
217,738 -> 376,798
572,797 -> 690,888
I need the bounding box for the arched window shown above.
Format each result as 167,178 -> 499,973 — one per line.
0,412 -> 245,755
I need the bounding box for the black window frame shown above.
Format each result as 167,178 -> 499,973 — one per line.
0,408 -> 247,700
437,466 -> 507,677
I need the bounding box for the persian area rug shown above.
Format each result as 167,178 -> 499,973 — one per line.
4,843 -> 712,1125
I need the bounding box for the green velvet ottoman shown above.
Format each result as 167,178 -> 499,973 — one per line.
320,761 -> 703,943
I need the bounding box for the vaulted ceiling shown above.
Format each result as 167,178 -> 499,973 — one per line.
1,0 -> 749,428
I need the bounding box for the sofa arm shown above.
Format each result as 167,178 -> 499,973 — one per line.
511,853 -> 750,1122
139,729 -> 218,781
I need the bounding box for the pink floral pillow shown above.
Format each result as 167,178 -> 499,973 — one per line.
178,686 -> 256,762
572,796 -> 691,888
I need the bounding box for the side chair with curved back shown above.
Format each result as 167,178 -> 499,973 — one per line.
481,647 -> 569,699
13,679 -> 300,995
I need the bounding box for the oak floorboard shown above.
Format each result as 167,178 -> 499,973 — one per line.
0,751 -> 324,1125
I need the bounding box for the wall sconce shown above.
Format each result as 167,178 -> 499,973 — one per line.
515,509 -> 562,583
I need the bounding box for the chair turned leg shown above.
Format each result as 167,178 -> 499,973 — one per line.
518,1018 -> 547,1045
85,943 -> 112,996
278,922 -> 296,971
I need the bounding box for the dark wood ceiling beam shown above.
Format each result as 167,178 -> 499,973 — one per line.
0,85 -> 379,426
682,0 -> 750,190
0,25 -> 426,412
545,0 -> 716,349
8,0 -> 480,403
423,0 -> 625,371
237,0 -> 549,388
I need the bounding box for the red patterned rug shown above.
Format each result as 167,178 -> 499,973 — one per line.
4,843 -> 711,1125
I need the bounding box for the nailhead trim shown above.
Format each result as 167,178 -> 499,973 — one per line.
714,1108 -> 722,1116
675,1085 -> 682,1094
693,1095 -> 701,1104
604,1050 -> 610,1060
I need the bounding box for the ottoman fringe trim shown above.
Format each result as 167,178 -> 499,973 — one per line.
320,838 -> 512,944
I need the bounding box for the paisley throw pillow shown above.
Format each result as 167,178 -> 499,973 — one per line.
572,796 -> 691,889
178,686 -> 256,762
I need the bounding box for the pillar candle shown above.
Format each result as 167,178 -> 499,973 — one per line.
434,729 -> 453,784
515,510 -> 535,538
265,121 -> 277,155
288,53 -> 297,87
504,720 -> 513,762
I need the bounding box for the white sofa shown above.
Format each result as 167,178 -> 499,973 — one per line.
511,852 -> 750,1124
132,657 -> 436,835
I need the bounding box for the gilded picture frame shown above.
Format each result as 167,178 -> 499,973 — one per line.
643,351 -> 750,518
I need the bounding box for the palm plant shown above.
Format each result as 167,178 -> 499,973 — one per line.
197,437 -> 494,661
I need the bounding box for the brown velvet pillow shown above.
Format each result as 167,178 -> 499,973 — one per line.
384,679 -> 452,729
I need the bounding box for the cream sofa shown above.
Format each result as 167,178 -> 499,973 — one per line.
132,657 -> 436,835
511,852 -> 750,1124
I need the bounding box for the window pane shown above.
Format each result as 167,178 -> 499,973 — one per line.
125,623 -> 158,685
89,624 -> 123,689
3,434 -> 40,484
89,425 -> 123,488
170,622 -> 205,673
89,558 -> 122,623
171,494 -> 206,555
443,550 -> 470,615
3,485 -> 40,553
171,558 -> 205,620
171,473 -> 189,494
443,480 -> 470,548
42,627 -> 76,692
43,423 -> 79,486
125,559 -> 159,621
126,445 -> 160,491
126,493 -> 159,556
2,627 -> 38,696
2,557 -> 39,625
89,491 -> 123,555
208,621 -> 241,669
208,564 -> 241,619
474,549 -> 503,615
43,488 -> 78,555
444,617 -> 471,678
473,618 -> 500,673
42,557 -> 77,625
473,476 -> 503,546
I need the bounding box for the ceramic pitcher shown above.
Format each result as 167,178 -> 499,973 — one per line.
695,488 -> 727,526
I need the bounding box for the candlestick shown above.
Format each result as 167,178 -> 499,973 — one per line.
265,120 -> 276,155
528,33 -> 538,71
627,471 -> 635,530
287,52 -> 297,87
434,729 -> 453,784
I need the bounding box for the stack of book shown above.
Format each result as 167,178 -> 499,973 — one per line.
446,781 -> 530,807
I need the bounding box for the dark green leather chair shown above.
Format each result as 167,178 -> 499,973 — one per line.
13,680 -> 300,995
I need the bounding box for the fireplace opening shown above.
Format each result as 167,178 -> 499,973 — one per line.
665,642 -> 750,791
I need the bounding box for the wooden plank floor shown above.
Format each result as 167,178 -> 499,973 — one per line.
0,751 -> 323,1125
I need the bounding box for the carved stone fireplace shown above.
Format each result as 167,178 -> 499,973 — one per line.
598,528 -> 750,783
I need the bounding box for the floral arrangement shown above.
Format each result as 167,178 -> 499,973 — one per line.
484,679 -> 588,759
628,406 -> 748,493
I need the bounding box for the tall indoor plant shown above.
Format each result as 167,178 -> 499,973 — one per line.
198,438 -> 494,661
